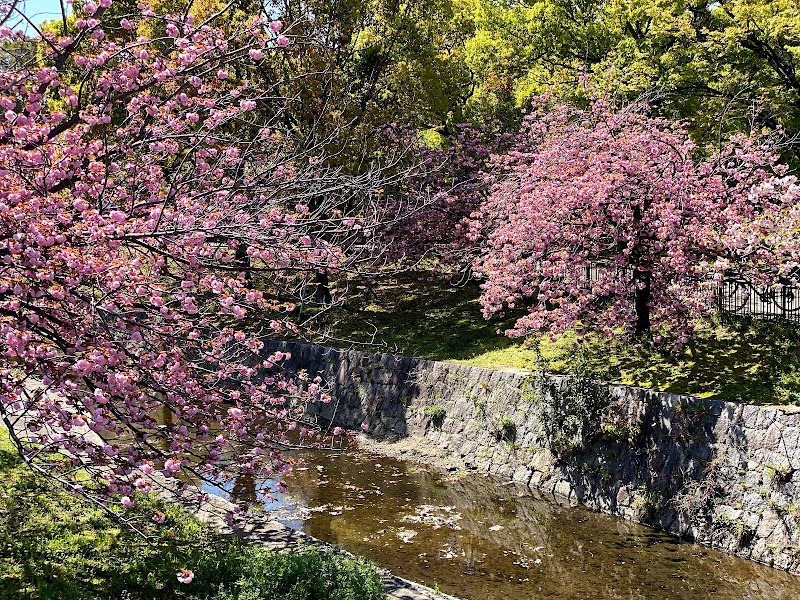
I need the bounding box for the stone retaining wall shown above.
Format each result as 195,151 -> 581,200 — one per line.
264,341 -> 800,573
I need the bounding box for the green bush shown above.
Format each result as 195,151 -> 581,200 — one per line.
526,355 -> 609,458
0,429 -> 385,600
495,417 -> 517,444
212,548 -> 386,600
422,405 -> 446,428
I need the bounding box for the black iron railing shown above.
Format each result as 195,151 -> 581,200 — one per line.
582,264 -> 800,324
716,279 -> 800,323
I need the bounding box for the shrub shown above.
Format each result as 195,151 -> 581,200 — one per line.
632,484 -> 660,520
526,357 -> 609,458
214,548 -> 386,600
0,429 -> 385,600
495,417 -> 517,444
422,405 -> 446,429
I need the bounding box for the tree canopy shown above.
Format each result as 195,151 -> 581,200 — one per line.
472,96 -> 796,343
0,0 -> 398,525
3,0 -> 800,538
459,0 -> 800,147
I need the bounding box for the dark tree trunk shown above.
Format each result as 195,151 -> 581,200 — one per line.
634,269 -> 651,337
314,270 -> 332,305
235,244 -> 252,286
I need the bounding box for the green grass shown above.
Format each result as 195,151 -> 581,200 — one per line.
0,430 -> 386,600
458,319 -> 800,405
308,271 -> 800,406
305,272 -> 516,360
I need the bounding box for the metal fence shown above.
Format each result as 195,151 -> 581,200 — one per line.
584,263 -> 800,324
716,279 -> 800,324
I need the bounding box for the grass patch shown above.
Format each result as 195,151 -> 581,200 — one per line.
308,271 -> 800,406
422,405 -> 447,429
495,417 -> 517,444
0,429 -> 385,600
463,318 -> 800,405
302,272 -> 516,361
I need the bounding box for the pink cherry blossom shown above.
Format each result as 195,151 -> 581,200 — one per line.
177,568 -> 194,584
164,458 -> 182,473
472,96 -> 794,343
0,1 -> 414,526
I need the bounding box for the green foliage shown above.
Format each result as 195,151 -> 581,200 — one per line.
0,430 -> 385,600
600,420 -> 641,445
632,484 -> 660,520
469,391 -> 488,416
207,549 -> 386,600
260,0 -> 475,156
459,0 -> 800,147
422,405 -> 447,428
495,417 -> 517,444
526,352 -> 610,458
764,462 -> 795,486
38,0 -> 800,160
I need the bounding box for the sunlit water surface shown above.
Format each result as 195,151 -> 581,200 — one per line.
208,450 -> 800,600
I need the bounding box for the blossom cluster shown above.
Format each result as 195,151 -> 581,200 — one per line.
0,3 -> 364,521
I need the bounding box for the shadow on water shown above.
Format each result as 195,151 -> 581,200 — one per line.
211,449 -> 800,600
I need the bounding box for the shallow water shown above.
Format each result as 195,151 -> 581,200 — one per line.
212,450 -> 800,600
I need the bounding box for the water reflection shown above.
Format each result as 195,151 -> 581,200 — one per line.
212,450 -> 800,600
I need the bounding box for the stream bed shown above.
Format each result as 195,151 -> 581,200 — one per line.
211,449 -> 800,600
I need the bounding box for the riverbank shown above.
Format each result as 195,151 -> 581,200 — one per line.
265,340 -> 800,574
0,427 -> 429,600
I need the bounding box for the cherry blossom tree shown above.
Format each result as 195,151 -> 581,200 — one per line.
473,96 -> 796,345
0,0 -> 395,530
